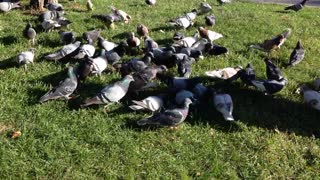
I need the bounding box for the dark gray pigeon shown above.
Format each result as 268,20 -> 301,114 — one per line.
137,98 -> 193,127
284,0 -> 308,11
23,22 -> 36,46
45,41 -> 81,61
239,63 -> 256,86
177,56 -> 195,78
115,53 -> 153,77
39,10 -> 64,22
105,42 -> 128,65
157,74 -> 205,90
83,29 -> 102,45
251,78 -> 288,95
288,41 -> 305,66
39,66 -> 78,103
200,2 -> 212,14
59,31 -> 76,44
46,3 -> 63,11
205,42 -> 228,56
264,58 -> 284,81
80,75 -> 134,108
205,15 -> 215,27
180,48 -> 203,60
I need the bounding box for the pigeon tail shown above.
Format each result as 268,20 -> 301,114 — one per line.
137,118 -> 148,126
11,2 -> 21,9
45,52 -> 63,61
249,44 -> 265,51
129,105 -> 144,111
80,96 -> 104,108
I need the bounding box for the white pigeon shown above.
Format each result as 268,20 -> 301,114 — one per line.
205,66 -> 242,80
314,78 -> 320,91
0,1 -> 20,12
173,33 -> 200,48
129,95 -> 164,112
86,0 -> 93,11
296,84 -> 320,111
213,92 -> 234,121
168,9 -> 197,29
16,49 -> 35,69
45,41 -> 81,61
73,44 -> 95,59
198,27 -> 223,42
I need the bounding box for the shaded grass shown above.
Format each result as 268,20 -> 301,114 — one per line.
0,0 -> 320,179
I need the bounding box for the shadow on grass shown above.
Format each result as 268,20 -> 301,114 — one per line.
274,10 -> 291,14
151,26 -> 177,32
0,36 -> 18,46
0,56 -> 18,70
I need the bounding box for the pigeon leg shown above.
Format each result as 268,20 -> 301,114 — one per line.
103,103 -> 111,113
32,38 -> 35,46
24,64 -> 28,71
169,126 -> 179,130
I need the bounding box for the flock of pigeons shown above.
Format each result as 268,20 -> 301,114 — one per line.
1,0 -> 320,128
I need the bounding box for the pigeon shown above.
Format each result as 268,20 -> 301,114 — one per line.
205,66 -> 242,80
57,17 -> 72,28
80,75 -> 134,108
144,36 -> 159,52
190,38 -> 209,53
145,0 -> 156,6
180,48 -> 203,60
205,15 -> 215,27
200,2 -> 212,14
73,44 -> 95,59
41,19 -> 61,32
192,83 -> 209,100
46,3 -> 64,11
175,90 -> 195,105
86,0 -> 93,11
173,32 -> 185,41
115,53 -> 153,77
173,33 -> 200,48
129,95 -> 164,112
105,42 -> 128,65
76,57 -> 94,81
157,74 -> 205,90
204,42 -> 228,56
137,98 -> 193,127
251,78 -> 288,95
239,63 -> 256,86
284,0 -> 308,12
92,14 -> 122,24
264,58 -> 284,81
0,1 -> 20,12
198,27 -> 223,42
296,84 -> 320,111
110,6 -> 131,23
16,49 -> 35,70
213,91 -> 234,121
127,32 -> 141,52
150,46 -> 176,68
23,22 -> 36,46
177,56 -> 195,78
45,41 -> 81,61
59,31 -> 76,44
39,10 -> 65,22
83,29 -> 102,45
218,0 -> 231,5
288,41 -> 305,66
98,36 -> 118,51
250,28 -> 291,52
314,78 -> 320,91
90,50 -> 109,76
39,67 -> 79,103
137,24 -> 149,38
128,65 -> 168,93
168,9 -> 197,29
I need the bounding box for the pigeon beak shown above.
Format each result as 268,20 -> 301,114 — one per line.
223,114 -> 234,121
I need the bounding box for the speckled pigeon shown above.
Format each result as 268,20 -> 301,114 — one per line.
168,9 -> 197,29
45,41 -> 81,61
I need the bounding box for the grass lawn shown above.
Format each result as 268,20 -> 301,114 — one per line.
0,0 -> 320,178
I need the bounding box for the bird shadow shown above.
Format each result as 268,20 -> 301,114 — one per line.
26,87 -> 47,105
0,56 -> 18,70
0,36 -> 18,46
274,10 -> 291,14
38,37 -> 60,48
155,38 -> 173,46
112,32 -> 129,40
151,26 -> 177,32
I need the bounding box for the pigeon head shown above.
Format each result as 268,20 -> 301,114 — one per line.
173,32 -> 185,41
191,9 -> 198,14
123,74 -> 135,83
296,40 -> 303,49
184,98 -> 194,107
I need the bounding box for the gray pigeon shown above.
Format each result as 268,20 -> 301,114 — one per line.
39,67 -> 78,103
39,10 -> 64,22
144,36 -> 159,52
80,75 -> 134,108
288,41 -> 305,66
98,36 -> 117,51
16,49 -> 35,70
180,47 -> 203,60
41,19 -> 61,32
83,29 -> 102,45
90,50 -> 108,76
0,1 -> 20,12
213,91 -> 234,121
192,83 -> 209,100
177,56 -> 195,78
239,63 -> 256,86
115,53 -> 153,77
45,41 -> 81,61
129,95 -> 164,112
73,44 -> 95,59
168,9 -> 197,29
137,98 -> 193,127
105,42 -> 128,65
23,22 -> 36,46
251,78 -> 288,95
175,90 -> 195,105
264,58 -> 284,81
57,17 -> 72,28
200,2 -> 212,14
296,84 -> 320,111
59,31 -> 76,44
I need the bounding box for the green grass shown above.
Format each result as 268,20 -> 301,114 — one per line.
1,0 -> 320,179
